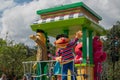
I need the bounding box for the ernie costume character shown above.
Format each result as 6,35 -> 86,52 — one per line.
54,31 -> 82,80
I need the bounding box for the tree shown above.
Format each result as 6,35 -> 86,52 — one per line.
104,21 -> 120,80
0,38 -> 36,79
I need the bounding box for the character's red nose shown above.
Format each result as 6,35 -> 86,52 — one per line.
61,38 -> 65,42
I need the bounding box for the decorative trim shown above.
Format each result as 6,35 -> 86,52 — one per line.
33,13 -> 84,24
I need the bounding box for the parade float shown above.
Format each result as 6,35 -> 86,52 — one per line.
23,2 -> 106,80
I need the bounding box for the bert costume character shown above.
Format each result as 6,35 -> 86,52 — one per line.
29,29 -> 48,80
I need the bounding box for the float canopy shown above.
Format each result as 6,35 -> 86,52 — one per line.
31,2 -> 106,37
37,2 -> 102,20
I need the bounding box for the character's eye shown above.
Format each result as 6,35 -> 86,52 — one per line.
97,38 -> 100,41
61,37 -> 66,40
79,47 -> 82,51
36,34 -> 41,36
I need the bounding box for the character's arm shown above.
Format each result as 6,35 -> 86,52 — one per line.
48,49 -> 62,62
99,52 -> 107,62
29,35 -> 39,46
55,49 -> 62,62
67,38 -> 79,48
29,35 -> 37,40
68,31 -> 82,47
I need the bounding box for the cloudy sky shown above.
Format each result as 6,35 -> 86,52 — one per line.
0,0 -> 120,46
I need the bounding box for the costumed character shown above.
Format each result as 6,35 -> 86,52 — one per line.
53,31 -> 82,80
48,47 -> 62,80
74,42 -> 83,64
93,36 -> 107,80
29,29 -> 48,80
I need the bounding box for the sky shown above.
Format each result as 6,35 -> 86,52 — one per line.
0,0 -> 120,46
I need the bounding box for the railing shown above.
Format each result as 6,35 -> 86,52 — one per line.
22,60 -> 93,80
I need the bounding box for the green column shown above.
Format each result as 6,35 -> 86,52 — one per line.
88,30 -> 93,64
63,29 -> 69,36
82,27 -> 87,64
36,63 -> 41,80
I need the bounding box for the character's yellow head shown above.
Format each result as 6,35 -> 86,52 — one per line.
36,30 -> 46,44
29,29 -> 46,45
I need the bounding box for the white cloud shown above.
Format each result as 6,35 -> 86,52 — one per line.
0,0 -> 65,46
0,0 -> 120,46
83,0 -> 120,29
0,0 -> 15,11
0,0 -> 16,34
0,1 -> 39,46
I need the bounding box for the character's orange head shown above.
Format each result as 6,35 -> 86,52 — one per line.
54,34 -> 70,48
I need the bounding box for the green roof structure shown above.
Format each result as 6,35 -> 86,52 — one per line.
31,17 -> 106,37
37,2 -> 102,20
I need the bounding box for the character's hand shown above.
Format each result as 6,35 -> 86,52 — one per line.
74,58 -> 83,64
48,53 -> 52,58
29,35 -> 37,40
75,31 -> 82,39
32,63 -> 37,70
56,56 -> 62,62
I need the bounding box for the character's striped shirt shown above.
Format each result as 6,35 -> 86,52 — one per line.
56,38 -> 78,64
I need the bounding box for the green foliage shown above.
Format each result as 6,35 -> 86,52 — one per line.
0,37 -> 55,79
103,21 -> 120,80
0,38 -> 36,79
